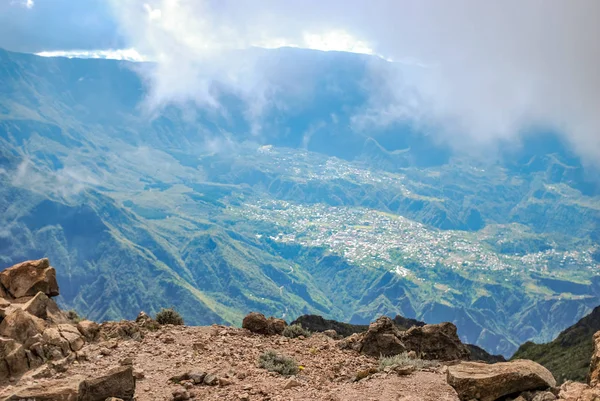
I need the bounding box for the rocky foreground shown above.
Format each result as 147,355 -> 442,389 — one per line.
1,259 -> 600,401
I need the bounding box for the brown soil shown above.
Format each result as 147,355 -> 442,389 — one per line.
1,324 -> 460,400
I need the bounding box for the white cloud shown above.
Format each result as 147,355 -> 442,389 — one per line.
10,0 -> 34,9
12,159 -> 99,198
36,48 -> 146,62
106,0 -> 600,163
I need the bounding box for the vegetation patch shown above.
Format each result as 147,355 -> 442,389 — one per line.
282,324 -> 312,339
155,308 -> 185,325
258,350 -> 299,376
378,353 -> 440,371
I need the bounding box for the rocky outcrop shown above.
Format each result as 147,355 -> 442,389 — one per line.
242,312 -> 287,335
2,366 -> 135,401
401,322 -> 470,361
339,316 -> 470,361
0,259 -> 91,381
556,330 -> 600,400
447,360 -> 557,401
356,316 -> 407,357
0,258 -> 59,300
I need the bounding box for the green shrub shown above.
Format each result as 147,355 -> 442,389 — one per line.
282,324 -> 312,339
66,309 -> 83,323
155,308 -> 184,325
258,350 -> 299,376
378,353 -> 440,371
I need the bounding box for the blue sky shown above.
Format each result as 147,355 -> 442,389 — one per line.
2,0 -> 600,163
0,0 -> 123,52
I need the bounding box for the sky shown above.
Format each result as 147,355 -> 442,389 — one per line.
2,0 -> 600,163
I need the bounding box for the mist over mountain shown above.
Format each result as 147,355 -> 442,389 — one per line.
0,47 -> 599,357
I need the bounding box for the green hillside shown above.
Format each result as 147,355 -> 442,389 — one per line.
0,48 -> 599,357
512,305 -> 600,383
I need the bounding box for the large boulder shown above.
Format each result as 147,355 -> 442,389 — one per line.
447,360 -> 557,401
400,322 -> 470,361
23,291 -> 68,323
0,308 -> 45,344
0,258 -> 59,299
242,312 -> 287,335
1,376 -> 82,400
78,366 -> 136,401
359,316 -> 406,357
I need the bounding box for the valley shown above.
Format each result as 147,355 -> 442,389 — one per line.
0,48 -> 599,358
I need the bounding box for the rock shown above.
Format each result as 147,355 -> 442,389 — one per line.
172,389 -> 190,401
589,331 -> 600,387
323,329 -> 339,339
135,311 -> 159,330
407,350 -> 418,359
119,357 -> 133,366
268,317 -> 287,335
242,312 -> 287,335
558,381 -> 600,400
78,366 -> 136,401
400,322 -> 471,361
23,291 -> 66,322
101,321 -> 142,341
203,373 -> 219,386
356,316 -> 406,357
5,344 -> 29,377
2,376 -> 82,400
58,324 -> 85,352
219,377 -> 233,386
338,316 -> 470,361
50,357 -> 71,373
338,333 -> 364,352
447,360 -> 557,401
393,365 -> 416,376
77,320 -> 101,342
0,258 -> 59,299
531,391 -> 556,401
0,307 -> 45,344
189,372 -> 207,384
284,379 -> 302,389
105,398 -> 125,401
133,369 -> 145,380
42,327 -> 71,358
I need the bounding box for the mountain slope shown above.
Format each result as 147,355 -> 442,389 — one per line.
512,305 -> 600,383
0,47 -> 599,357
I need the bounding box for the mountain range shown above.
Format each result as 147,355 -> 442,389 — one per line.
0,47 -> 599,357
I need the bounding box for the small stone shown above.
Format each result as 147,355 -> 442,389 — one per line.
119,357 -> 133,366
99,348 -> 112,356
219,377 -> 233,386
133,369 -> 145,380
532,391 -> 557,401
239,393 -> 250,401
284,379 -> 302,390
163,337 -> 175,344
172,389 -> 190,401
407,351 -> 418,360
189,372 -> 207,384
203,373 -> 219,386
394,365 -> 416,375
